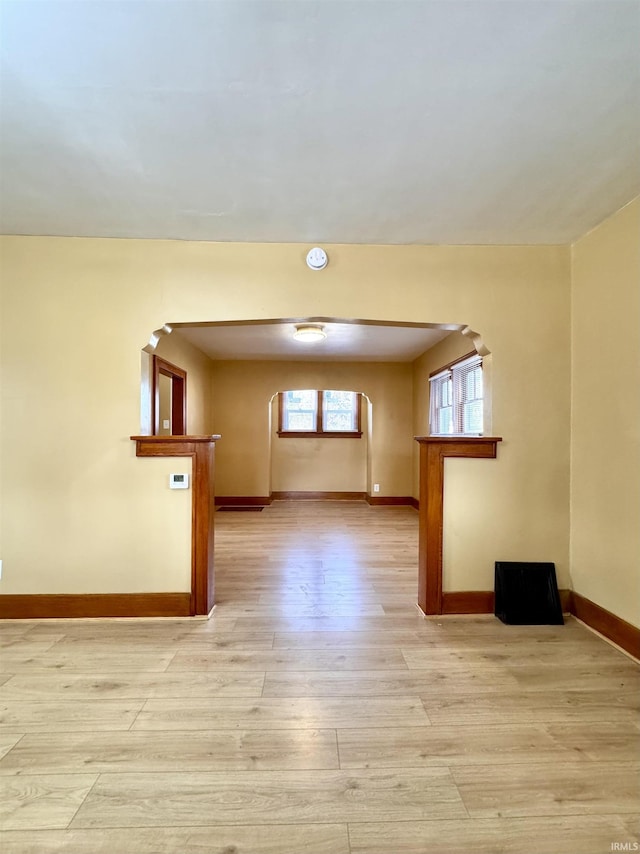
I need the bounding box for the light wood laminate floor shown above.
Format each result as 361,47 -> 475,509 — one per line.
1,500 -> 638,853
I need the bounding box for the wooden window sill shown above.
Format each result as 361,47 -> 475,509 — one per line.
277,431 -> 363,439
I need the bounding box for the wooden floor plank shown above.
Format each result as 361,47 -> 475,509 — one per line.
0,824 -> 351,854
337,723 -> 586,768
0,672 -> 265,701
133,697 -> 430,731
167,648 -> 408,672
51,630 -> 276,652
452,761 -> 640,817
273,630 -> 437,648
0,652 -> 177,673
70,768 -> 466,828
0,774 -> 98,830
402,638 -> 628,668
0,729 -> 340,775
504,662 -> 640,692
422,688 -> 640,725
234,615 -> 433,632
348,815 -> 637,854
263,668 -> 521,697
0,734 -> 22,761
0,700 -> 145,732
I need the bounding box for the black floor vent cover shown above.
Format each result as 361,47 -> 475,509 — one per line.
217,506 -> 265,512
494,561 -> 564,625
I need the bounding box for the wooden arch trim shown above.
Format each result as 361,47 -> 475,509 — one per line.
415,436 -> 502,615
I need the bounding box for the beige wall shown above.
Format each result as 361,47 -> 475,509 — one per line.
157,373 -> 172,435
271,396 -> 368,493
0,237 -> 570,596
570,198 -> 640,628
210,360 -> 412,497
155,329 -> 214,435
409,325 -> 571,593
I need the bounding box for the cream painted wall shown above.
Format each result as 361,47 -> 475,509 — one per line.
210,361 -> 411,497
158,373 -> 172,435
571,198 -> 640,628
409,326 -> 570,593
270,396 -> 368,493
155,329 -> 214,435
0,237 -> 570,596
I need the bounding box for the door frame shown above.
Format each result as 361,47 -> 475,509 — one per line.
152,356 -> 187,435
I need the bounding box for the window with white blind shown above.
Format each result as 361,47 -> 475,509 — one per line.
278,390 -> 362,437
429,354 -> 483,436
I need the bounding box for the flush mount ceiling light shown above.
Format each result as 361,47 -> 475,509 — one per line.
293,324 -> 327,343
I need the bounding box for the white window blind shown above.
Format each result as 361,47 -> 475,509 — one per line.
282,389 -> 317,431
429,354 -> 483,435
322,390 -> 358,432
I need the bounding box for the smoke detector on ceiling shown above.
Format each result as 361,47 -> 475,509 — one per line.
306,247 -> 328,270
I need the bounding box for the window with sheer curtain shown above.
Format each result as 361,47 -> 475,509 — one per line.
429,354 -> 483,435
278,390 -> 362,437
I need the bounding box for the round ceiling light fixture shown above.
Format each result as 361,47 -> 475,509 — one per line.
293,324 -> 327,343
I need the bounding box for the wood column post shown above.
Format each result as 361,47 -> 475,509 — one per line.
415,437 -> 502,615
131,435 -> 221,616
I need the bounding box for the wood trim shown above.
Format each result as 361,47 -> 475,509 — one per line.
131,435 -> 220,616
270,491 -> 366,501
570,591 -> 640,659
559,588 -> 573,614
409,496 -> 420,511
441,591 -> 495,614
152,356 -> 187,436
0,593 -> 191,620
439,589 -> 573,616
366,496 -> 416,507
215,496 -> 272,506
131,435 -> 218,444
428,350 -> 478,378
169,317 -> 464,333
277,431 -> 363,438
415,436 -> 502,615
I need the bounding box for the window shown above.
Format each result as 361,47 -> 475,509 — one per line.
429,353 -> 483,435
278,390 -> 362,437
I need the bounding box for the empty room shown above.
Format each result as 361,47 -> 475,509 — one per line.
0,1 -> 639,853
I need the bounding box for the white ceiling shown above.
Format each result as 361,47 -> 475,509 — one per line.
173,320 -> 454,363
1,1 -> 638,245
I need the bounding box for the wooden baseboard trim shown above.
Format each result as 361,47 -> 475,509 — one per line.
440,588 -> 573,616
569,591 -> 640,659
214,496 -> 272,506
0,593 -> 192,620
270,491 -> 366,501
366,496 -> 417,507
441,591 -> 494,614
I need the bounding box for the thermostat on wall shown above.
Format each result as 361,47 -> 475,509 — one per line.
169,473 -> 190,489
